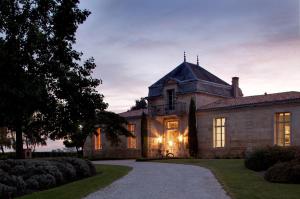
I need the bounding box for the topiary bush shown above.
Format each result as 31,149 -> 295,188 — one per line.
245,146 -> 298,171
60,157 -> 93,178
0,158 -> 96,198
264,161 -> 300,183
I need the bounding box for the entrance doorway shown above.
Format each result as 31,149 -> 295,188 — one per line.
165,120 -> 182,156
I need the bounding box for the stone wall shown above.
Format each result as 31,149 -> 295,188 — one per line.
197,103 -> 300,158
83,117 -> 142,159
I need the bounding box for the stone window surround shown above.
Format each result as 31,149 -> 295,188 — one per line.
274,112 -> 292,146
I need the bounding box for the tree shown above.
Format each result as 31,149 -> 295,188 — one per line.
141,112 -> 148,157
130,98 -> 147,110
188,98 -> 198,157
23,112 -> 48,152
0,0 -> 92,158
0,128 -> 13,154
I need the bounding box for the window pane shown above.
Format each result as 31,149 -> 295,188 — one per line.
285,113 -> 291,122
95,128 -> 101,150
275,113 -> 291,146
167,121 -> 178,129
221,118 -> 225,126
279,113 -> 284,122
216,127 -> 221,134
213,117 -> 225,148
216,119 -> 221,126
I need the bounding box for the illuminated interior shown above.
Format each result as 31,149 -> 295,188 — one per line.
275,112 -> 291,146
95,128 -> 102,150
127,124 -> 137,148
213,117 -> 225,148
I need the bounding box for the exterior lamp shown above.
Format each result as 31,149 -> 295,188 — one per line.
157,136 -> 163,144
178,135 -> 183,142
168,140 -> 173,147
78,124 -> 83,131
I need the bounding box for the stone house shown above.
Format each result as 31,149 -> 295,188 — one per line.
83,60 -> 300,159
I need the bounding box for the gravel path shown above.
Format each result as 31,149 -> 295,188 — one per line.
84,160 -> 230,199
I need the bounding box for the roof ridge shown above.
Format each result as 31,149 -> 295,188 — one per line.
185,62 -> 199,80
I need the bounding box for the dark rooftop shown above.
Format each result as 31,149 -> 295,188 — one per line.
148,62 -> 233,98
199,91 -> 300,111
149,62 -> 229,88
119,109 -> 148,118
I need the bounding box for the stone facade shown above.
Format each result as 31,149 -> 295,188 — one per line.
83,61 -> 300,159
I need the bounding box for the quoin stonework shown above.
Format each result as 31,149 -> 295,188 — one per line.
83,59 -> 300,159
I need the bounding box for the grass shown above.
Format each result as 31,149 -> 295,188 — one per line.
156,159 -> 300,199
18,164 -> 132,199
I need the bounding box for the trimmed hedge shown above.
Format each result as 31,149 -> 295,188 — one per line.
0,152 -> 77,160
0,158 -> 95,198
265,160 -> 300,183
244,146 -> 298,171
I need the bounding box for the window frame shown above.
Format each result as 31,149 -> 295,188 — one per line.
213,117 -> 226,148
95,128 -> 102,150
127,123 -> 137,149
274,112 -> 291,146
167,89 -> 175,110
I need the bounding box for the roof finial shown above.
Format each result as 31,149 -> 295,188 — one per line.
184,51 -> 186,62
197,55 -> 199,66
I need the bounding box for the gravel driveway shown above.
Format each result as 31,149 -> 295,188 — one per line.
84,160 -> 230,199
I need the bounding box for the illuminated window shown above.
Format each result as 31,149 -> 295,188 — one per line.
167,121 -> 179,129
213,118 -> 225,148
127,124 -> 137,149
167,89 -> 175,110
275,113 -> 291,146
95,128 -> 102,150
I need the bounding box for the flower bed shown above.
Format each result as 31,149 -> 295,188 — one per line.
0,158 -> 96,198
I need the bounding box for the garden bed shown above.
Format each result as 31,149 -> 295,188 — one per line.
0,158 -> 96,198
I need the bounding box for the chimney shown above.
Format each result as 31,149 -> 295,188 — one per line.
232,77 -> 241,98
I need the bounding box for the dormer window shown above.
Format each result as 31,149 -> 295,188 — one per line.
167,89 -> 175,110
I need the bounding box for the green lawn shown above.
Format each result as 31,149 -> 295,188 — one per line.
157,159 -> 300,199
18,164 -> 132,199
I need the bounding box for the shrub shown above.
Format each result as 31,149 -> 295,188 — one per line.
0,183 -> 16,198
265,161 -> 300,183
0,172 -> 26,194
60,158 -> 93,178
245,146 -> 298,171
28,174 -> 56,189
0,157 -> 96,197
51,161 -> 76,182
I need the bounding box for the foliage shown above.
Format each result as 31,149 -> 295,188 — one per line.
0,128 -> 13,154
0,0 -> 96,158
244,146 -> 298,171
141,112 -> 148,157
23,112 -> 48,152
97,111 -> 133,146
0,158 -> 96,198
18,164 -> 132,199
130,97 -> 147,110
265,161 -> 300,184
188,98 -> 198,157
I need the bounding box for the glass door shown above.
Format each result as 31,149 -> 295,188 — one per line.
165,120 -> 179,155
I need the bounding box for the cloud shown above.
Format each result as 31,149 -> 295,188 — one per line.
75,0 -> 300,112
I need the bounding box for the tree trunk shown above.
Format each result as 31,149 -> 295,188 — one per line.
188,98 -> 198,157
141,112 -> 148,158
15,126 -> 23,159
1,146 -> 4,154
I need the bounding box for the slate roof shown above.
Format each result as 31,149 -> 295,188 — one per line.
148,62 -> 233,98
199,92 -> 300,111
119,109 -> 148,118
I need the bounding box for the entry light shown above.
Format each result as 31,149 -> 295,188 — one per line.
157,136 -> 163,144
178,135 -> 183,142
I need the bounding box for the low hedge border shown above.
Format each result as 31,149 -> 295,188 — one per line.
0,158 -> 96,198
